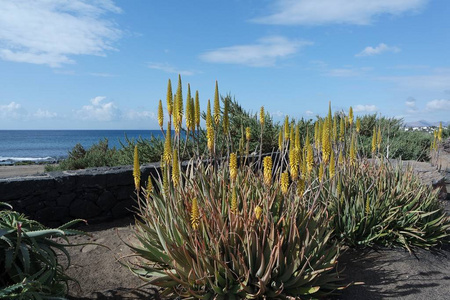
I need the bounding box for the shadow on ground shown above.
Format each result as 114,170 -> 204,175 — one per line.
67,287 -> 161,300
334,246 -> 450,300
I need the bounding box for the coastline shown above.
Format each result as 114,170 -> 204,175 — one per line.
0,165 -> 47,179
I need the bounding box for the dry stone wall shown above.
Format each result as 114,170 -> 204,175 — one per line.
0,163 -> 161,227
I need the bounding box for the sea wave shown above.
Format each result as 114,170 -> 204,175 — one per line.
0,156 -> 57,164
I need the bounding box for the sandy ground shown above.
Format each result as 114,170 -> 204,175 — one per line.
59,212 -> 450,300
0,165 -> 47,179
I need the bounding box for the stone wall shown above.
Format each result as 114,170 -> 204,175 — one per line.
1,152 -> 449,227
0,163 -> 161,227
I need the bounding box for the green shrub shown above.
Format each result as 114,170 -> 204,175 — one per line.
318,159 -> 450,251
0,203 -> 87,299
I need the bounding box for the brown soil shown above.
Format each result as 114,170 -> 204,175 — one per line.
60,205 -> 450,300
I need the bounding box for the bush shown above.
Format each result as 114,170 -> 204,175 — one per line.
0,203 -> 87,299
318,159 -> 450,250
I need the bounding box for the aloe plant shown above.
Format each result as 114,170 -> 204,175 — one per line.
0,202 -> 88,299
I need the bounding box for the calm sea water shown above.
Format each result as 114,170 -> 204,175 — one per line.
0,130 -> 163,164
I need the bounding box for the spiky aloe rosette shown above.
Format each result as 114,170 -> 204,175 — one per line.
127,160 -> 343,299
318,159 -> 450,250
0,202 -> 88,300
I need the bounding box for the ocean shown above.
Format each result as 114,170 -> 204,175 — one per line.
0,130 -> 163,164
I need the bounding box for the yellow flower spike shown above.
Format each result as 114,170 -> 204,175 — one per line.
263,156 -> 272,186
231,189 -> 238,214
338,150 -> 344,165
229,153 -> 237,181
207,125 -> 215,152
322,118 -> 331,164
348,106 -> 354,126
281,172 -> 290,195
206,99 -> 212,128
213,81 -> 221,126
223,97 -> 229,135
290,123 -> 295,147
284,116 -> 290,141
166,79 -> 173,117
349,133 -> 357,166
314,121 -> 320,147
260,106 -> 265,126
356,117 -> 361,133
191,198 -> 200,230
185,84 -> 192,131
365,195 -> 371,215
318,162 -> 324,183
246,127 -> 251,141
306,142 -> 314,176
172,149 -> 180,187
438,122 -> 443,142
158,99 -> 164,129
278,129 -> 283,151
329,150 -> 335,179
195,91 -> 200,130
289,148 -> 299,180
339,117 -> 345,142
254,205 -> 262,220
176,75 -> 183,126
133,145 -> 140,192
295,124 -> 301,150
371,127 -> 377,154
297,178 -> 305,198
301,150 -> 307,177
163,122 -> 172,164
189,97 -> 195,134
332,117 -> 337,143
377,127 -> 382,151
145,175 -> 153,201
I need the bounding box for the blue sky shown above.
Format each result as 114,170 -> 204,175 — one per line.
0,0 -> 449,129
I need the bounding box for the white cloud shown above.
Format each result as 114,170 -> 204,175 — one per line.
405,97 -> 418,113
271,110 -> 285,117
0,101 -> 26,119
426,99 -> 450,111
327,68 -> 361,77
379,73 -> 450,91
124,110 -> 156,121
0,0 -> 121,67
33,109 -> 57,119
356,43 -> 401,57
353,104 -> 377,112
89,72 -> 116,77
199,36 -> 312,67
148,63 -> 195,76
305,110 -> 314,116
76,96 -> 120,121
253,0 -> 428,25
405,98 -> 416,108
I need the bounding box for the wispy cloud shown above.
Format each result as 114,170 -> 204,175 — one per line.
379,71 -> 450,91
0,0 -> 121,67
356,43 -> 401,57
148,63 -> 195,76
199,36 -> 312,67
75,96 -> 120,121
89,72 -> 117,77
0,102 -> 26,119
353,104 -> 377,112
33,109 -> 58,119
253,0 -> 428,25
405,97 -> 418,113
426,99 -> 450,111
